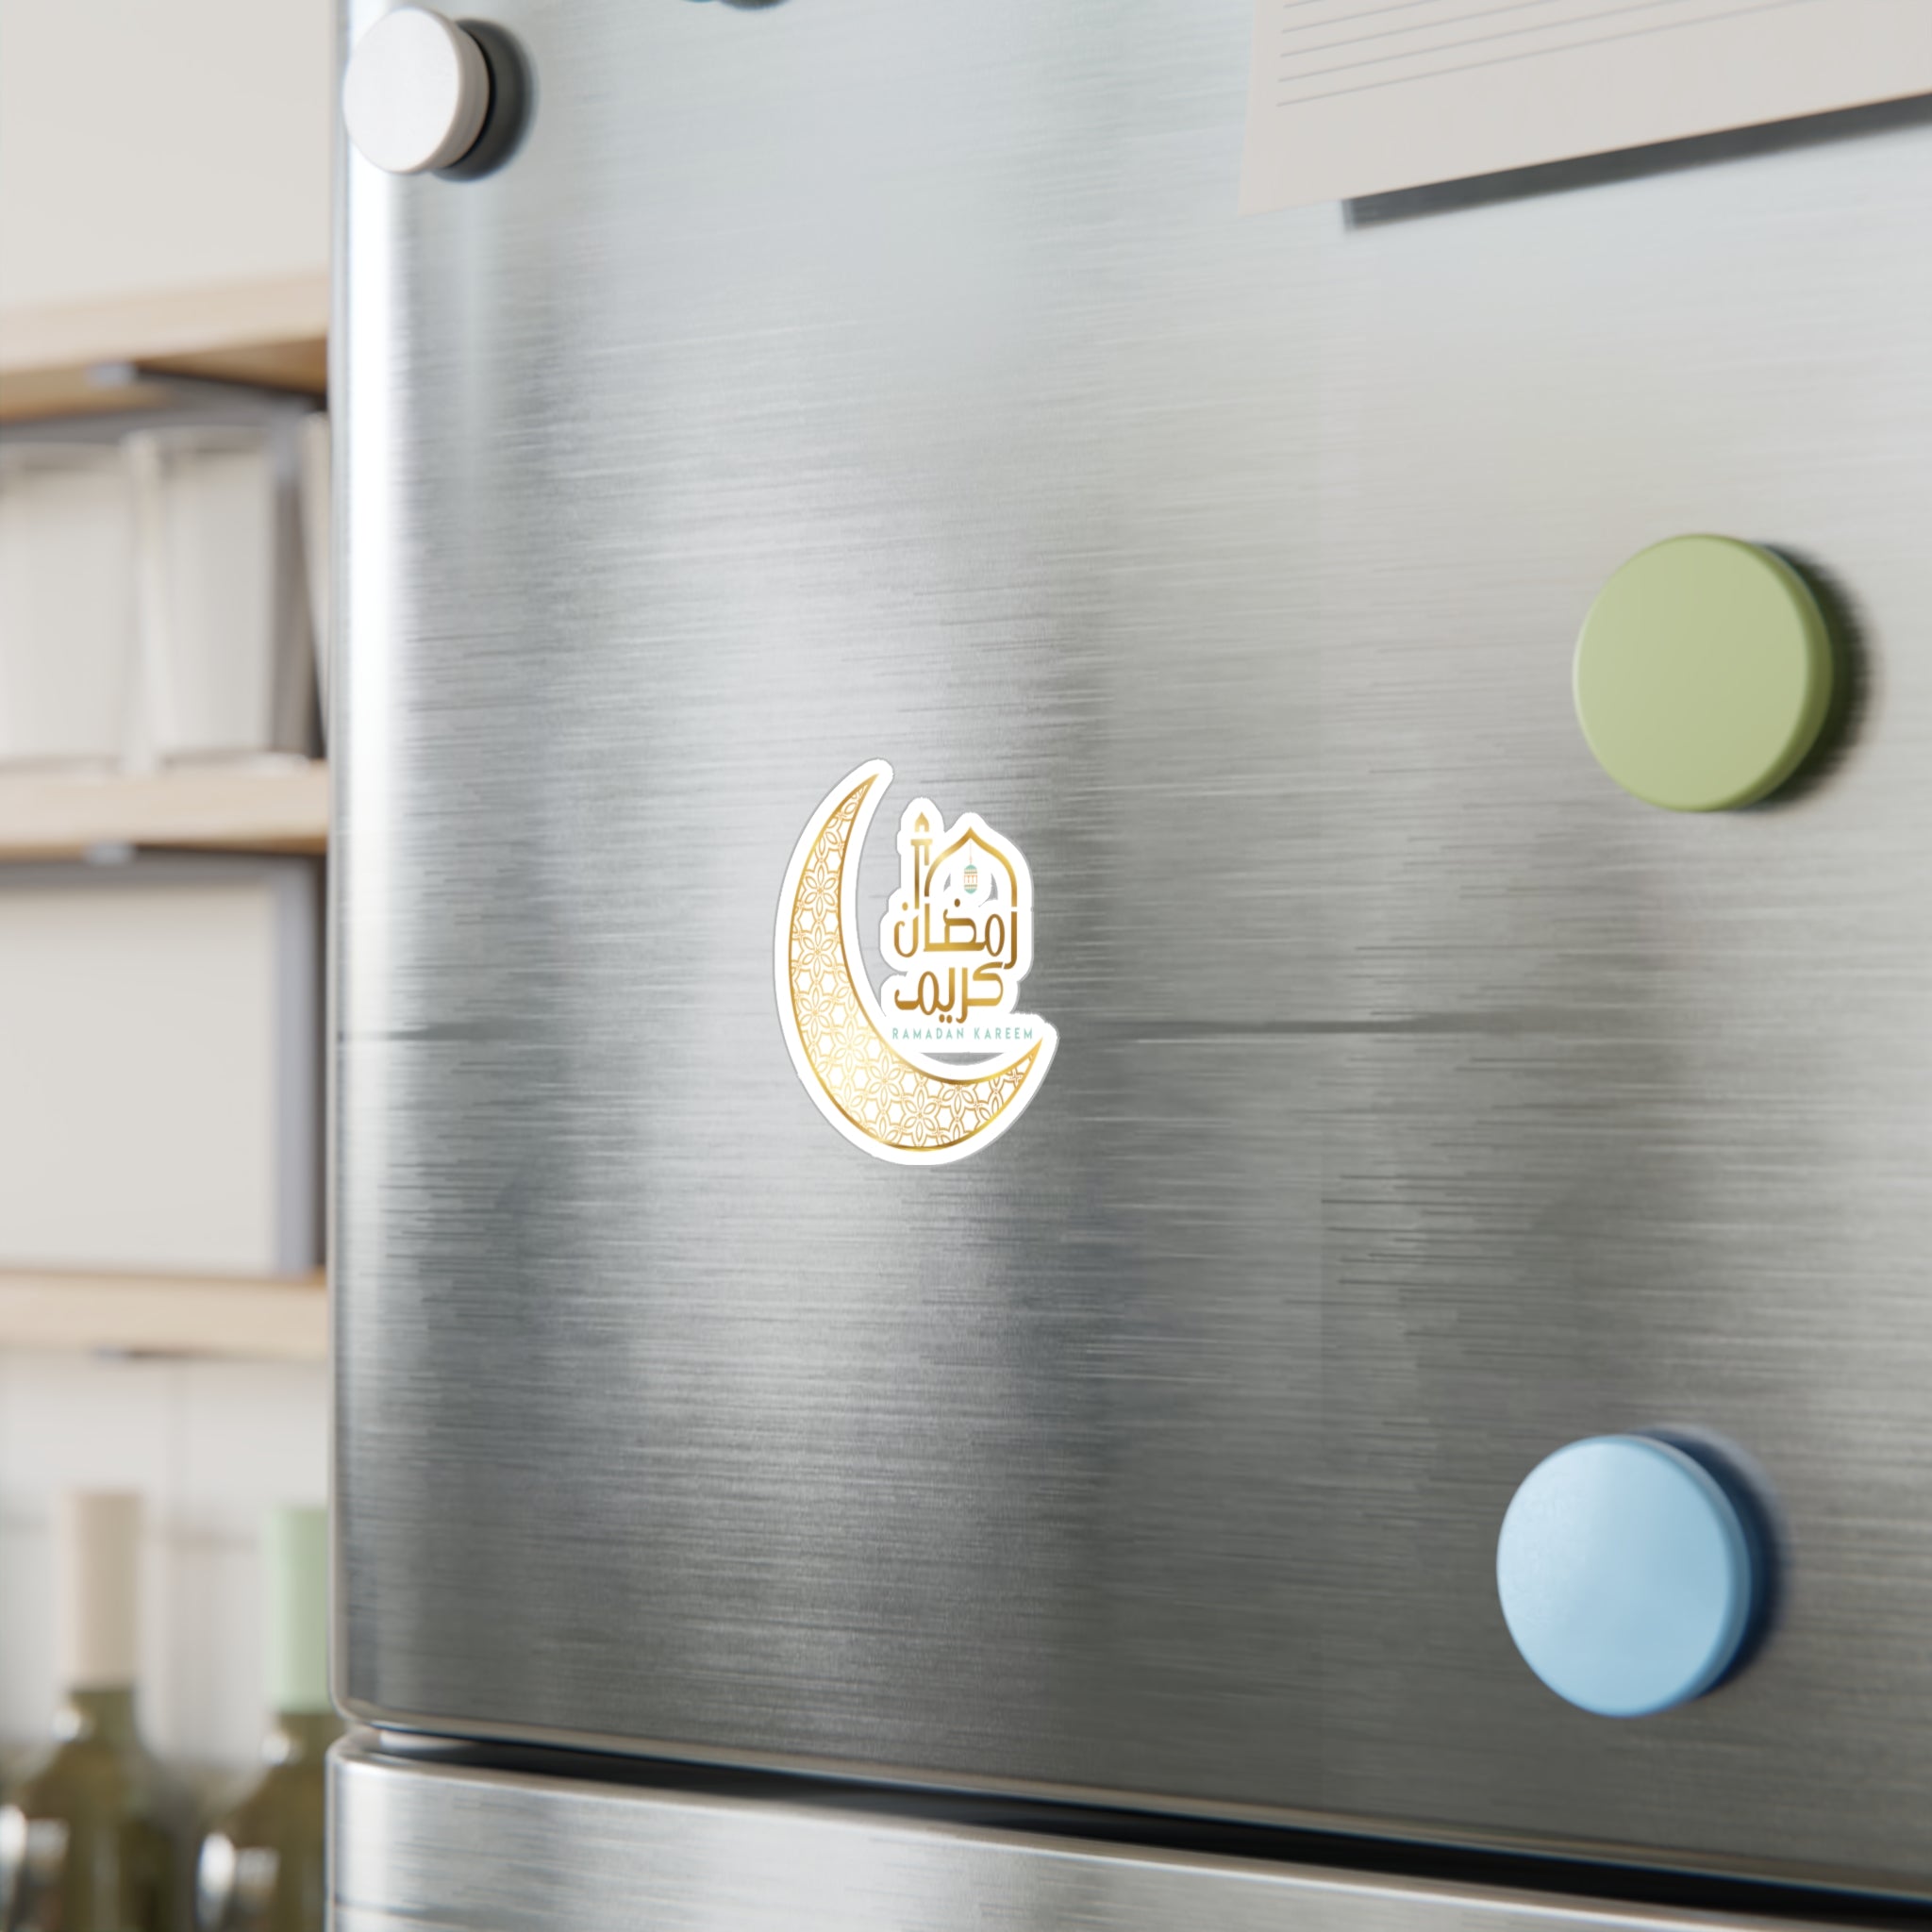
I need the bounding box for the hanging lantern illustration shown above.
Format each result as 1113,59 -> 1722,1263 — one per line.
963,859 -> 979,892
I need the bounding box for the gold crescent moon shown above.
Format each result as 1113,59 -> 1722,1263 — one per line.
775,761 -> 1056,1165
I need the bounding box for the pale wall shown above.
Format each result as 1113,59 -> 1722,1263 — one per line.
0,0 -> 333,315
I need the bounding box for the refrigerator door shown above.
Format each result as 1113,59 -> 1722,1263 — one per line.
335,0 -> 1932,1895
330,1742 -> 1874,1932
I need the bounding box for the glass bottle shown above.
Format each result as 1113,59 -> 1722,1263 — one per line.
2,1491 -> 185,1931
194,1507 -> 339,1932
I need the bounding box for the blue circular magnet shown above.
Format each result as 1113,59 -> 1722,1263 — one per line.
1496,1435 -> 1757,1719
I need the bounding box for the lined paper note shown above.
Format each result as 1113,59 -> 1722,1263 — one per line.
1241,0 -> 1932,211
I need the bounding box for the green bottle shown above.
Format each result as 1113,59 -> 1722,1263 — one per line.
194,1508 -> 340,1932
2,1491 -> 186,1931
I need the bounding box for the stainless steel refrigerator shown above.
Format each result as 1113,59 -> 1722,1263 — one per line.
329,3 -> 1932,1925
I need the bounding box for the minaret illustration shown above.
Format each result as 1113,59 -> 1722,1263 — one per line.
909,812 -> 932,899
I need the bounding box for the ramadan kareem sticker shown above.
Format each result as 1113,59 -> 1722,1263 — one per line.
774,761 -> 1057,1165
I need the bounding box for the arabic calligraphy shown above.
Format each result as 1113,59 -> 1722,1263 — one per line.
880,796 -> 1036,1042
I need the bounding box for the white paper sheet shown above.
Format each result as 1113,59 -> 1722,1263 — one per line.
1241,0 -> 1932,212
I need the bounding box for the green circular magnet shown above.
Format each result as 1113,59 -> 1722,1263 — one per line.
1574,535 -> 1833,811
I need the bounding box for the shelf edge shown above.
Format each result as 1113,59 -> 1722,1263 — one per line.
0,763 -> 330,860
0,273 -> 330,375
0,1269 -> 327,1363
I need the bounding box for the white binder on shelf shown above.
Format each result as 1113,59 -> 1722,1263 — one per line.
0,856 -> 321,1277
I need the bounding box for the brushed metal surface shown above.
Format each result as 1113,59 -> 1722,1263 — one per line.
335,0 -> 1932,1893
329,1743 -> 1875,1932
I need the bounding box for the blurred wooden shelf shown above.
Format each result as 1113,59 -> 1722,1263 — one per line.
0,761 -> 328,859
0,1269 -> 326,1361
0,273 -> 327,423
